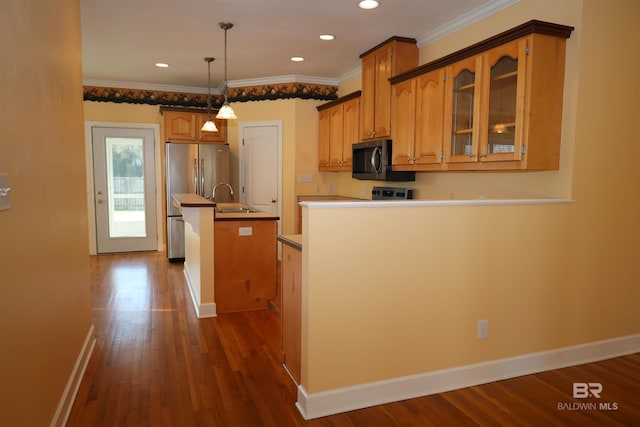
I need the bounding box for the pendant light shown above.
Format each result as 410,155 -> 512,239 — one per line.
216,22 -> 237,120
201,57 -> 218,132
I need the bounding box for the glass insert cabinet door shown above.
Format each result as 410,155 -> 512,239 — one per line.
445,56 -> 482,163
481,39 -> 527,162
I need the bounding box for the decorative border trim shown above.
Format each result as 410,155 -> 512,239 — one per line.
50,325 -> 96,427
296,333 -> 640,420
83,82 -> 338,107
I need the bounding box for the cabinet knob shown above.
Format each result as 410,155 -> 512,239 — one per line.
97,199 -> 103,204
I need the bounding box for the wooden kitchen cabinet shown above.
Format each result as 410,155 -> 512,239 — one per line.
281,239 -> 302,384
391,68 -> 445,170
317,91 -> 360,171
443,55 -> 483,165
214,219 -> 277,313
162,108 -> 227,143
443,33 -> 570,170
359,37 -> 418,141
390,20 -> 573,172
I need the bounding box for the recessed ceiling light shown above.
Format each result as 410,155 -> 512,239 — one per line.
290,56 -> 305,62
320,34 -> 336,41
155,63 -> 169,68
358,0 -> 380,10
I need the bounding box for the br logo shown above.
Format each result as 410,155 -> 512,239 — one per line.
573,382 -> 602,398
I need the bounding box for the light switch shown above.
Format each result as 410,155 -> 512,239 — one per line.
297,173 -> 313,183
0,173 -> 10,211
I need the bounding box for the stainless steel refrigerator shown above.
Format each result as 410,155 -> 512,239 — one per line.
166,143 -> 231,261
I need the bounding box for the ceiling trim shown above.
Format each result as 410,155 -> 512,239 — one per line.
416,0 -> 521,47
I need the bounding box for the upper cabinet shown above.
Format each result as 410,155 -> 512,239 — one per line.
317,91 -> 361,171
391,68 -> 446,170
360,37 -> 418,141
162,108 -> 227,144
443,55 -> 483,165
391,20 -> 574,171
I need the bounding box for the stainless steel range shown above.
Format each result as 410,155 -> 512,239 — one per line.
371,186 -> 414,200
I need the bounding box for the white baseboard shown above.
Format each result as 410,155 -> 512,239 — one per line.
183,265 -> 217,318
50,325 -> 96,427
296,333 -> 640,420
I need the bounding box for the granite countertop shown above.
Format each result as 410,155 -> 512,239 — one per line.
278,234 -> 302,250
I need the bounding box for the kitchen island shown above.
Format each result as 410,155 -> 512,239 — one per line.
172,193 -> 279,317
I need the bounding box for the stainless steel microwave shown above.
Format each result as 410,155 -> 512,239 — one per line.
352,140 -> 415,181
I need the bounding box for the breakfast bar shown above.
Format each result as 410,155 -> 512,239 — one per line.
172,193 -> 280,317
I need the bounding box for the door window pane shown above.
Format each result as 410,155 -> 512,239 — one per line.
106,137 -> 146,238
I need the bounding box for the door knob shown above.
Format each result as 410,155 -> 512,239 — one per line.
97,190 -> 103,195
271,198 -> 277,203
97,199 -> 103,204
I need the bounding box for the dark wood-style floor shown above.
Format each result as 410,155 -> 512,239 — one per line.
67,252 -> 640,426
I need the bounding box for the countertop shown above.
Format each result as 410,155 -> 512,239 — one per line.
172,195 -> 279,220
172,193 -> 215,208
214,203 -> 280,221
278,234 -> 302,250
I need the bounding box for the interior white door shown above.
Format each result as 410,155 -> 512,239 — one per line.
92,127 -> 157,253
240,122 -> 281,224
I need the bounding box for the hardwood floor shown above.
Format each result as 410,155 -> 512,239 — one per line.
67,252 -> 640,426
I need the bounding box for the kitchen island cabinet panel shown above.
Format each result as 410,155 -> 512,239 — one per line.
214,219 -> 277,313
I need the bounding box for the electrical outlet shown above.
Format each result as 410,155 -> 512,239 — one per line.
238,226 -> 253,236
477,319 -> 488,340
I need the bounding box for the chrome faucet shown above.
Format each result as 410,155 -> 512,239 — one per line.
212,182 -> 234,202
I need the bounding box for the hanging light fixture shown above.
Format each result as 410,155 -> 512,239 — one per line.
201,57 -> 218,132
216,22 -> 237,120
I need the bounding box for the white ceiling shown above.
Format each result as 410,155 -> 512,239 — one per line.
81,0 -> 516,93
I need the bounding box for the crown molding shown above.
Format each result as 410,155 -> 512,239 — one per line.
227,75 -> 338,88
416,0 -> 520,47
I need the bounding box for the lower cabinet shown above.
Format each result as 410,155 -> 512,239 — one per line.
213,220 -> 277,313
281,241 -> 302,384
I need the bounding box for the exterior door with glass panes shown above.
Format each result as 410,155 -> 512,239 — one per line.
444,56 -> 483,163
92,127 -> 157,253
479,38 -> 527,162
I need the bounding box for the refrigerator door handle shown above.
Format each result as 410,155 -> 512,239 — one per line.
193,158 -> 199,195
201,159 -> 205,197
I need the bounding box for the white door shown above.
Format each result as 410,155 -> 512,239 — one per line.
239,122 -> 281,226
92,127 -> 157,253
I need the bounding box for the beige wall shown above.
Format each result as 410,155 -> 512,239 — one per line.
0,0 -> 93,425
300,0 -> 640,393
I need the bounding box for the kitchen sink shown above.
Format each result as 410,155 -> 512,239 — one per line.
215,204 -> 258,214
216,208 -> 258,213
